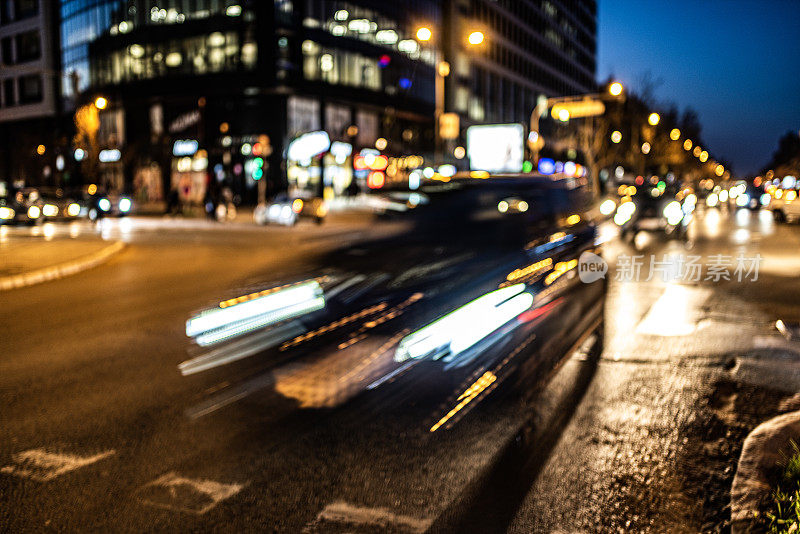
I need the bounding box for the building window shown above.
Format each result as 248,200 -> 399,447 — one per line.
15,30 -> 41,63
1,36 -> 12,65
17,73 -> 42,104
3,78 -> 15,106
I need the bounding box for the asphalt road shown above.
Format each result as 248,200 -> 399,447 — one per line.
2,207 -> 800,532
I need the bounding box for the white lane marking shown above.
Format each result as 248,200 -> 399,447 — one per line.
636,285 -> 712,337
137,472 -> 245,515
307,501 -> 432,533
0,448 -> 115,482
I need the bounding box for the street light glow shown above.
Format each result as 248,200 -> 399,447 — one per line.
94,96 -> 108,110
608,82 -> 624,96
611,130 -> 622,143
670,128 -> 681,140
557,109 -> 570,122
416,27 -> 432,41
648,112 -> 660,126
641,142 -> 651,154
715,165 -> 725,176
468,31 -> 485,45
700,151 -> 708,162
684,139 -> 693,151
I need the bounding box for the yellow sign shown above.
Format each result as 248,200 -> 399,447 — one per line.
439,113 -> 460,140
550,99 -> 605,119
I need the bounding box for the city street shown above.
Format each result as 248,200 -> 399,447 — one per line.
2,207 -> 799,532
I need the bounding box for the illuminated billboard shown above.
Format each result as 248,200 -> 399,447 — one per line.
466,124 -> 525,173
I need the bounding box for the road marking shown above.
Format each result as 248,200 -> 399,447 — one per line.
306,501 -> 432,533
0,448 -> 115,482
636,285 -> 712,336
137,472 -> 245,514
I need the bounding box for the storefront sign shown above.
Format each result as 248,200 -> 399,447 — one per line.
99,149 -> 121,163
173,139 -> 199,156
466,124 -> 524,173
169,110 -> 200,133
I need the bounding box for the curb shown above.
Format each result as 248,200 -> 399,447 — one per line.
731,410 -> 800,533
0,241 -> 127,291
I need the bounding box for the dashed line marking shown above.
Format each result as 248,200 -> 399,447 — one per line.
306,501 -> 432,533
137,472 -> 245,515
0,448 -> 116,482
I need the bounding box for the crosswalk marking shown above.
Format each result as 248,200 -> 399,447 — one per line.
306,501 -> 432,533
137,472 -> 245,515
0,448 -> 115,482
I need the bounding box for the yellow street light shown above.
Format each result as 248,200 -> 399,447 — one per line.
610,130 -> 622,144
36,144 -> 46,155
693,146 -> 702,157
715,165 -> 725,176
467,31 -> 485,45
683,139 -> 693,151
94,96 -> 108,110
641,142 -> 651,154
670,128 -> 681,141
608,82 -> 624,97
648,112 -> 660,126
416,27 -> 432,42
467,31 -> 486,46
699,151 -> 708,162
557,109 -> 570,122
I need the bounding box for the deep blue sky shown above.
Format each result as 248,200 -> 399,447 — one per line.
598,0 -> 800,175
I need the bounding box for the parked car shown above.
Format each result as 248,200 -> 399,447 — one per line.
183,174 -> 606,423
254,193 -> 327,226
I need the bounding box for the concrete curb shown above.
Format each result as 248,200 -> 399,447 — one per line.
731,410 -> 800,533
0,241 -> 126,291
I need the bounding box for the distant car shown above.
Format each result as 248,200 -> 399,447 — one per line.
614,183 -> 695,240
770,187 -> 800,222
730,182 -> 762,211
0,187 -> 45,225
71,185 -> 133,221
254,194 -> 327,226
37,187 -> 83,221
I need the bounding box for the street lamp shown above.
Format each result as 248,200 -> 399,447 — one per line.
416,27 -> 432,42
684,139 -> 693,151
608,82 -> 624,97
648,112 -> 660,126
610,130 -> 622,144
94,96 -> 108,110
670,128 -> 681,141
468,31 -> 485,45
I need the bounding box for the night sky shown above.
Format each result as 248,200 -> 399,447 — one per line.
598,0 -> 800,176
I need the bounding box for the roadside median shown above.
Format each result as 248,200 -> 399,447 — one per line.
0,239 -> 126,291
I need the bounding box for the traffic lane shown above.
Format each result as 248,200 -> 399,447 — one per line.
503,209 -> 800,532
2,221 -> 604,530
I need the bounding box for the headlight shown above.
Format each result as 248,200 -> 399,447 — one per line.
614,201 -> 636,225
599,199 -> 616,216
736,194 -> 749,207
0,206 -> 14,219
43,204 -> 59,217
67,203 -> 80,217
98,198 -> 111,211
27,205 -> 41,219
706,193 -> 719,207
118,197 -> 132,212
291,199 -> 304,214
663,201 -> 683,225
718,190 -> 728,203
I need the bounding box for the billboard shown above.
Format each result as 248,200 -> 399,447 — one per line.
466,124 -> 525,173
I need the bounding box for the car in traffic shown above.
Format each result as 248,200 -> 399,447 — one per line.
0,187 -> 45,225
613,182 -> 695,240
37,187 -> 83,221
71,185 -> 133,221
182,174 -> 606,430
769,186 -> 800,222
253,193 -> 327,226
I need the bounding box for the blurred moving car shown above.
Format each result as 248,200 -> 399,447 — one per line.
729,181 -> 762,211
254,194 -> 327,226
37,187 -> 83,221
183,174 -> 606,423
72,185 -> 133,221
0,187 -> 45,225
614,182 -> 695,240
769,185 -> 800,222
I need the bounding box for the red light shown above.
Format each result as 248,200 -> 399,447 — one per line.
354,155 -> 368,170
252,143 -> 263,156
635,175 -> 644,186
368,171 -> 385,189
378,55 -> 391,68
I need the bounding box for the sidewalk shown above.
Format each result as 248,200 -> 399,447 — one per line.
0,236 -> 125,290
